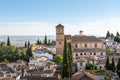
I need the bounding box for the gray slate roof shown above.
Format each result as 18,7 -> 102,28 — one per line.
72,36 -> 102,42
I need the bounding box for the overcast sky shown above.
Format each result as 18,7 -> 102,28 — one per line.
0,0 -> 120,36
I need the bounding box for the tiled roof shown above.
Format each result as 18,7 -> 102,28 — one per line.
96,60 -> 106,65
27,68 -> 54,74
85,70 -> 119,77
75,56 -> 94,61
76,58 -> 87,62
45,61 -> 55,67
56,24 -> 64,27
23,76 -> 58,80
72,36 -> 102,42
33,69 -> 54,74
64,35 -> 72,40
74,48 -> 106,52
106,53 -> 120,56
71,70 -> 98,80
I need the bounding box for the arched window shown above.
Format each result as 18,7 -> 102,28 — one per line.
75,44 -> 77,48
94,53 -> 96,55
84,53 -> 86,55
95,44 -> 97,48
90,53 -> 92,55
80,53 -> 82,56
76,53 -> 78,56
85,44 -> 87,48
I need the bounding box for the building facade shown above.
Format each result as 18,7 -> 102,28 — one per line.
56,24 -> 106,57
56,24 -> 64,55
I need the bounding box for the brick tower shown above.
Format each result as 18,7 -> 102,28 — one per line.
56,24 -> 64,55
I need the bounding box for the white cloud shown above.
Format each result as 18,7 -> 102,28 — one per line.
0,22 -> 56,36
64,18 -> 120,36
0,18 -> 120,36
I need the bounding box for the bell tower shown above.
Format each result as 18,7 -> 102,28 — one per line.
56,24 -> 64,55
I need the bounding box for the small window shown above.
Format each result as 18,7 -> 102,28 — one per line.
80,53 -> 82,56
76,53 -> 78,56
59,42 -> 61,44
94,53 -> 96,55
90,53 -> 92,55
84,53 -> 86,55
85,44 -> 87,48
75,44 -> 77,48
14,65 -> 16,68
80,63 -> 82,66
95,44 -> 97,47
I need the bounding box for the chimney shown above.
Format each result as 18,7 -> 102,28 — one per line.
79,30 -> 83,35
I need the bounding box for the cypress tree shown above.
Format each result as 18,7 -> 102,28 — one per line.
7,36 -> 11,46
44,35 -> 47,44
68,43 -> 73,64
25,41 -> 27,48
26,47 -> 33,62
110,33 -> 114,38
66,46 -> 70,79
68,43 -> 72,78
62,39 -> 72,79
117,32 -> 120,36
106,56 -> 110,70
111,57 -> 115,72
106,31 -> 110,38
117,58 -> 120,78
47,39 -> 51,45
28,41 -> 30,48
37,39 -> 40,44
62,38 -> 68,78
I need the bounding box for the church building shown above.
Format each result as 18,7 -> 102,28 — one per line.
56,24 -> 106,57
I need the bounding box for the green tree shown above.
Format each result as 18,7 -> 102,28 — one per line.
37,39 -> 39,44
62,38 -> 68,79
106,56 -> 110,70
62,38 -> 72,79
47,39 -> 51,45
0,42 -> 5,47
7,36 -> 11,46
111,57 -> 115,72
36,39 -> 42,45
68,43 -> 72,78
26,47 -> 32,62
54,55 -> 63,64
44,35 -> 47,44
110,33 -> 114,38
116,32 -> 120,36
28,41 -> 30,48
117,58 -> 120,78
25,41 -> 27,48
106,31 -> 110,38
85,62 -> 97,70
